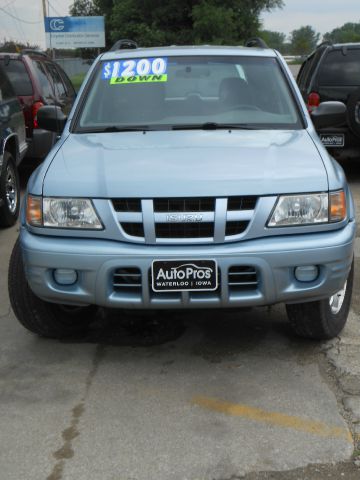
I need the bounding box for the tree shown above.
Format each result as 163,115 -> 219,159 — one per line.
0,40 -> 39,52
192,2 -> 237,44
289,26 -> 320,56
69,0 -> 100,16
323,22 -> 360,43
259,29 -> 286,51
109,0 -> 284,47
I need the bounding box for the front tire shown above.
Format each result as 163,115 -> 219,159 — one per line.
8,238 -> 97,338
0,152 -> 20,227
286,260 -> 354,340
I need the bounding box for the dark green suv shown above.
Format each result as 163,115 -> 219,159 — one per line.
297,42 -> 360,159
0,64 -> 27,227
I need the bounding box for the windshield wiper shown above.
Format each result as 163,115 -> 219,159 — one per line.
171,122 -> 256,130
81,125 -> 152,133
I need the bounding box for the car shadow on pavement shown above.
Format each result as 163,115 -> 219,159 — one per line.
62,308 -> 187,347
60,307 -> 319,361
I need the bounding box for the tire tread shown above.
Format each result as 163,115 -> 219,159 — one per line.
286,260 -> 354,340
8,238 -> 95,338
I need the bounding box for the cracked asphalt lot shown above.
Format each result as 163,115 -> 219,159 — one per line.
0,160 -> 360,480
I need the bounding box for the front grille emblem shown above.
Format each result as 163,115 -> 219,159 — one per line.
166,214 -> 203,223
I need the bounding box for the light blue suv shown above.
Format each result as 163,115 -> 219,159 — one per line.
8,42 -> 356,340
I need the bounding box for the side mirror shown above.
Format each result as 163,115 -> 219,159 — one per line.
310,101 -> 346,129
37,105 -> 67,134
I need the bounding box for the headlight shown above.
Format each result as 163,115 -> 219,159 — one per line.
27,196 -> 103,229
268,191 -> 346,227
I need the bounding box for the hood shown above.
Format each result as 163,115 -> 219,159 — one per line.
43,130 -> 328,197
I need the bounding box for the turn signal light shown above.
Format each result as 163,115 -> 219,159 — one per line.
26,195 -> 42,226
330,190 -> 346,222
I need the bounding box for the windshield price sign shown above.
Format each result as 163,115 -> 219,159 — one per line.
102,58 -> 168,84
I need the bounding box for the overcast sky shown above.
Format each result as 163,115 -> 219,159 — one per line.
0,0 -> 359,48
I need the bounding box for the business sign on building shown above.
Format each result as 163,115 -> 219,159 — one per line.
45,16 -> 105,49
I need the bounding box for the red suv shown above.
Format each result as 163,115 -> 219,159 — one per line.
0,50 -> 76,159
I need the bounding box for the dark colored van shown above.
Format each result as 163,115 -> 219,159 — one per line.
297,42 -> 360,159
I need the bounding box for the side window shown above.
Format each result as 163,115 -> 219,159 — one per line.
33,61 -> 53,99
297,61 -> 307,86
0,59 -> 33,96
45,62 -> 67,98
0,66 -> 16,101
298,55 -> 314,89
58,68 -> 76,97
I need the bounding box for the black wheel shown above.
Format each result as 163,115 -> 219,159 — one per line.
286,260 -> 354,340
347,87 -> 360,138
8,238 -> 97,338
0,151 -> 20,227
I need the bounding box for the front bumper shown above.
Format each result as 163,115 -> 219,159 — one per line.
20,222 -> 355,309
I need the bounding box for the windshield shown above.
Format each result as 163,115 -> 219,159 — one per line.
318,49 -> 360,86
75,55 -> 302,131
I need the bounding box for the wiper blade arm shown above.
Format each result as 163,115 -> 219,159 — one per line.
80,125 -> 152,133
172,122 -> 255,130
103,125 -> 151,132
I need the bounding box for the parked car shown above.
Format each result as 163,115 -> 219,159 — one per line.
8,41 -> 355,340
297,42 -> 360,159
0,50 -> 76,160
0,64 -> 27,227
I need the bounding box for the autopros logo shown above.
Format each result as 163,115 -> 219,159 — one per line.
152,260 -> 217,291
49,18 -> 65,31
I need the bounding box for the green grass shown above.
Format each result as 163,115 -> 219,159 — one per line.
353,448 -> 360,457
70,73 -> 86,92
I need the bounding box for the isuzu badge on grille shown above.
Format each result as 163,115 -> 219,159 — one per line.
166,214 -> 203,222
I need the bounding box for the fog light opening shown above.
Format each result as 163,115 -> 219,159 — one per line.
294,265 -> 319,283
53,269 -> 78,286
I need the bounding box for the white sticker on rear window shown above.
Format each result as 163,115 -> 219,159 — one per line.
102,58 -> 168,84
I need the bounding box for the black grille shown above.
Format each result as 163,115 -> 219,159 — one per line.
113,196 -> 258,242
225,221 -> 249,236
155,222 -> 214,238
121,223 -> 144,237
227,196 -> 257,211
113,267 -> 142,292
112,199 -> 141,212
154,197 -> 215,212
228,266 -> 258,291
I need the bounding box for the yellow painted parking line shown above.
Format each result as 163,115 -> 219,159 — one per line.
192,395 -> 352,442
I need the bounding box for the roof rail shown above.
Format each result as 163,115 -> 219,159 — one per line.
21,49 -> 49,57
109,39 -> 138,51
316,41 -> 332,49
245,37 -> 268,49
305,41 -> 332,58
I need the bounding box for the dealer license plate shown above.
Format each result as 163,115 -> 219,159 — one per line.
151,260 -> 218,292
320,134 -> 344,147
